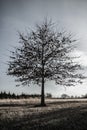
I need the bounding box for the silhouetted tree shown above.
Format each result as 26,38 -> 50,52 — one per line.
11,93 -> 16,98
46,93 -> 52,98
0,92 -> 3,99
7,19 -> 85,106
70,95 -> 74,99
82,94 -> 87,98
3,91 -> 7,99
8,92 -> 11,98
61,94 -> 70,99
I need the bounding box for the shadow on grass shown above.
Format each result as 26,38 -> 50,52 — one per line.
0,104 -> 87,130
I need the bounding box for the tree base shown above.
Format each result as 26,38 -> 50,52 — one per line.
41,103 -> 46,107
34,103 -> 46,107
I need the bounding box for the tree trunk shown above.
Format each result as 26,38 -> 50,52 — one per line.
41,75 -> 46,106
41,42 -> 46,106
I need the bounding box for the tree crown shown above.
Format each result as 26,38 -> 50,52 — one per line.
7,20 -> 85,87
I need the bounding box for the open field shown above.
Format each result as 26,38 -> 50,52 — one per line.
0,98 -> 87,130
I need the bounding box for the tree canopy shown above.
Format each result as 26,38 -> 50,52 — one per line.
7,19 -> 85,105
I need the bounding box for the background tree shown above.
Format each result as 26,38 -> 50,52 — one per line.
46,93 -> 52,98
61,94 -> 70,99
7,19 -> 85,106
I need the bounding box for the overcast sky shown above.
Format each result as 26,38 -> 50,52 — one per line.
0,0 -> 87,97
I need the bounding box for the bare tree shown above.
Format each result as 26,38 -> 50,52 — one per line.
7,19 -> 85,106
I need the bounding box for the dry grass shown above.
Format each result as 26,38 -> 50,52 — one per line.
0,98 -> 87,130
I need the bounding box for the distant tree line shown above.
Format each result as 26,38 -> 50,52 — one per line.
0,91 -> 53,99
0,91 -> 41,99
1,91 -> 87,99
60,94 -> 87,99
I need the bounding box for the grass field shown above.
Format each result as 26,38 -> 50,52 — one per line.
0,98 -> 87,130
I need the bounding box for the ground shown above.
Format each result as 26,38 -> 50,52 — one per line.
0,98 -> 87,130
